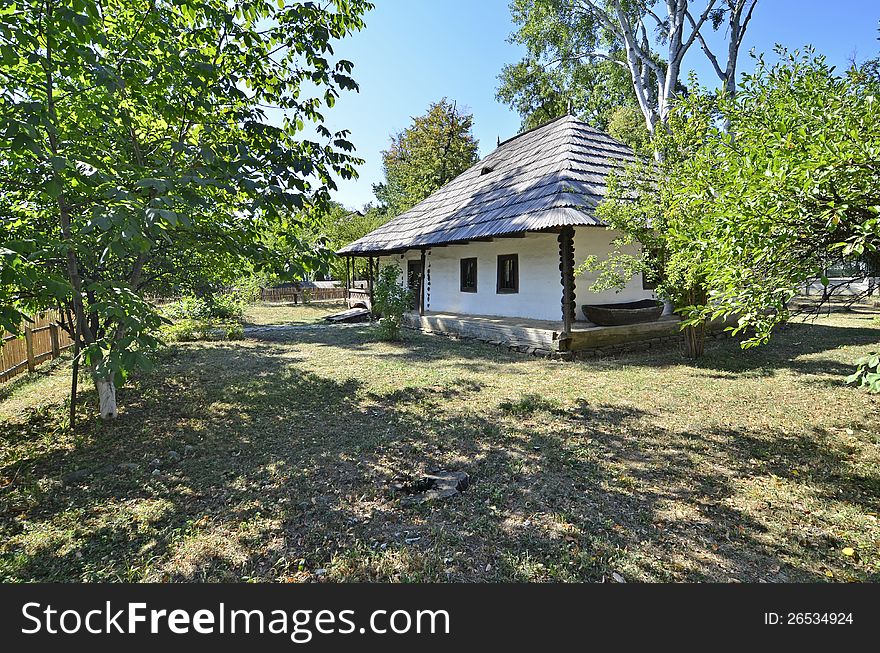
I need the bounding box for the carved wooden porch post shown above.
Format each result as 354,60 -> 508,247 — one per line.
419,248 -> 427,316
558,226 -> 576,350
344,256 -> 351,307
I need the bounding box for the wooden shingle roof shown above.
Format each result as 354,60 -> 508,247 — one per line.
338,115 -> 636,255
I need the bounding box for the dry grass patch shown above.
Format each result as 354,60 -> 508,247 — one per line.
1,309 -> 878,582
243,301 -> 346,327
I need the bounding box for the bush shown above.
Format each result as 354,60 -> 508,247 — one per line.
206,293 -> 245,320
160,318 -> 244,343
373,265 -> 412,341
161,318 -> 206,342
161,291 -> 245,322
161,296 -> 210,321
222,321 -> 244,340
159,290 -> 247,344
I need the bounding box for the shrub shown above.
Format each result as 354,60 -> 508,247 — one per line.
161,318 -> 205,342
222,321 -> 244,340
161,291 -> 245,322
162,296 -> 211,321
205,293 -> 245,320
373,265 -> 412,341
160,318 -> 244,343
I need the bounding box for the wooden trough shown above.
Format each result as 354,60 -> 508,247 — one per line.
582,299 -> 664,326
324,307 -> 371,324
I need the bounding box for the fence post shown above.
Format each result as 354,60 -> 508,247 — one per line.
50,323 -> 61,358
24,326 -> 35,372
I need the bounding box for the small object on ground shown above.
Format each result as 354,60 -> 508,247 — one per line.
324,307 -> 370,323
167,450 -> 181,462
612,571 -> 626,583
397,470 -> 470,505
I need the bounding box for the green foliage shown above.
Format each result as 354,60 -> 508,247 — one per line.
283,202 -> 386,281
497,0 -> 674,133
846,352 -> 880,393
592,48 -> 880,361
606,106 -> 650,151
497,54 -> 639,131
0,0 -> 371,405
159,291 -> 246,343
669,50 -> 880,345
373,99 -> 479,218
162,293 -> 245,322
373,265 -> 411,341
160,318 -> 242,343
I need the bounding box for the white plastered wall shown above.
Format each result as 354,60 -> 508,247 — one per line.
376,228 -> 654,322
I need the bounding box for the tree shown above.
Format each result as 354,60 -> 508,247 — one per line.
373,99 -> 479,217
500,0 -> 759,134
673,50 -> 880,344
279,201 -> 386,282
589,49 -> 880,358
0,0 -> 371,420
497,51 -> 639,131
582,86 -> 717,357
606,105 -> 650,149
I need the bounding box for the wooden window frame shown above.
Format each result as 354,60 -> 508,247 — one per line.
460,257 -> 478,293
496,254 -> 519,294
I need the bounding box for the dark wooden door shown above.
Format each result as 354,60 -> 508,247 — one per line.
407,260 -> 423,310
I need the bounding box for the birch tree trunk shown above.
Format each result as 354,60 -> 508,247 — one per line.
578,1 -> 758,133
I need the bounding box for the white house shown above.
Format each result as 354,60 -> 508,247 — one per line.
338,115 -> 668,354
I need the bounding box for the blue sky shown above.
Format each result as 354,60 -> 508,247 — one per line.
321,0 -> 880,210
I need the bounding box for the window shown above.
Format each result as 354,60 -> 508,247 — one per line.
496,254 -> 519,293
460,258 -> 477,292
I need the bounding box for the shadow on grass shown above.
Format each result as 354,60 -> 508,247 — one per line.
608,319 -> 879,378
1,323 -> 877,583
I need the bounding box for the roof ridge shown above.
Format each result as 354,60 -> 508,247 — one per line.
495,113 -> 571,149
337,116 -> 636,255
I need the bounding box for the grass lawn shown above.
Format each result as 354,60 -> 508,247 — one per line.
1,308 -> 878,582
243,300 -> 347,327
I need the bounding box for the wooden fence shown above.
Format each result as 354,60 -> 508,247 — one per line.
1,311 -> 73,383
259,286 -> 347,303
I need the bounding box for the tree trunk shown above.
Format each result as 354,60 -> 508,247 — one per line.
94,372 -> 118,420
682,286 -> 708,359
683,320 -> 706,359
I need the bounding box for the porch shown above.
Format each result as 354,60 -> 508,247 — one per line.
403,310 -> 684,356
